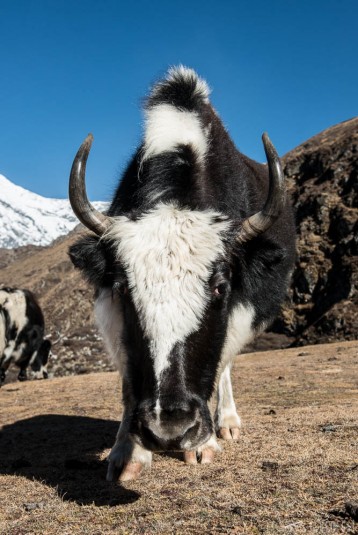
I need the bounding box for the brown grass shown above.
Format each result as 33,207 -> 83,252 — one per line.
0,340 -> 357,534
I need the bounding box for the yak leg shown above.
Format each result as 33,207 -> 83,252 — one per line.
107,409 -> 152,482
0,367 -> 5,386
17,351 -> 32,382
215,364 -> 241,440
184,364 -> 241,464
18,367 -> 28,381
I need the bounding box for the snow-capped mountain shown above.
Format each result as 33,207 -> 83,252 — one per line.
0,174 -> 108,249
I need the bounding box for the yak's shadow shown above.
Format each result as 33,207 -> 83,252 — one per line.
0,414 -> 140,506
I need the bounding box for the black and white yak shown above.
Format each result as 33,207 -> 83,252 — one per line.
69,66 -> 296,481
0,287 -> 51,385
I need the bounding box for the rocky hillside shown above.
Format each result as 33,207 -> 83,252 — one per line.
277,117 -> 357,346
0,232 -> 115,379
0,118 -> 357,378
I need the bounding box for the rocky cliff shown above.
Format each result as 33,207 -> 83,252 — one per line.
277,117 -> 357,345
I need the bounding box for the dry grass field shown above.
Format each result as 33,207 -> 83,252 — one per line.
0,340 -> 357,534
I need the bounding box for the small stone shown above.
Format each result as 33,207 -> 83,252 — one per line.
320,424 -> 337,433
277,376 -> 285,380
232,506 -> 242,515
23,502 -> 45,512
261,461 -> 279,471
264,409 -> 276,415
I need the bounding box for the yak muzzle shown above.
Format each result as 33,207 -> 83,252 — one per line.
136,397 -> 212,451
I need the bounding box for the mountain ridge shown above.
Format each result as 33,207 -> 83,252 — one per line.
0,174 -> 108,248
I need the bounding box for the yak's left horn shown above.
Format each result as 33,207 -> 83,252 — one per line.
236,133 -> 286,243
69,134 -> 112,236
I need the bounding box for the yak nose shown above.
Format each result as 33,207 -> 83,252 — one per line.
137,398 -> 202,449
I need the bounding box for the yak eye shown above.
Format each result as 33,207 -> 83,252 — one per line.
112,281 -> 128,297
214,282 -> 226,297
210,266 -> 231,300
212,283 -> 227,298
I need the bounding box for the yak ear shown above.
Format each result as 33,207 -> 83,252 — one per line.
68,235 -> 113,287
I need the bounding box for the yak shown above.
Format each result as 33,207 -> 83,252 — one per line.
69,67 -> 296,481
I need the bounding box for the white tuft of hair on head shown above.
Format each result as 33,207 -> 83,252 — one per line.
142,104 -> 208,163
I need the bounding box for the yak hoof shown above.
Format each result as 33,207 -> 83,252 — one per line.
119,461 -> 144,482
106,439 -> 152,482
184,447 -> 216,465
107,459 -> 144,482
18,371 -> 28,382
184,436 -> 219,465
183,450 -> 198,464
218,427 -> 240,441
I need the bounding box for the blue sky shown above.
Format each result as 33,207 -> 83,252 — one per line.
0,0 -> 357,200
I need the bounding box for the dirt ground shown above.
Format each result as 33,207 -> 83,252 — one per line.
0,340 -> 357,534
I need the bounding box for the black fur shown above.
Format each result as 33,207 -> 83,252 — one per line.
146,68 -> 208,112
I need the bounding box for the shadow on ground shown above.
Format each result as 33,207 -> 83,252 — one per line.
0,414 -> 140,506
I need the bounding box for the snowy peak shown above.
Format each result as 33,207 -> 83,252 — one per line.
0,174 -> 108,249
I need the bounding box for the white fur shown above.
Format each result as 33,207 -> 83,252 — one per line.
214,304 -> 255,430
9,341 -> 26,362
197,434 -> 221,453
0,289 -> 28,367
0,289 -> 28,335
216,365 -> 241,429
0,312 -> 5,356
94,288 -> 127,375
142,104 -> 208,162
221,303 -> 255,368
31,363 -> 48,379
106,203 -> 230,382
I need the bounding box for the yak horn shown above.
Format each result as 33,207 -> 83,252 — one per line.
69,134 -> 112,236
237,133 -> 286,243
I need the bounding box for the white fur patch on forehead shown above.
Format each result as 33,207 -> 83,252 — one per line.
142,104 -> 208,162
106,203 -> 230,380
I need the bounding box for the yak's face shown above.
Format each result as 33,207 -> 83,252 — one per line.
71,203 -> 234,451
